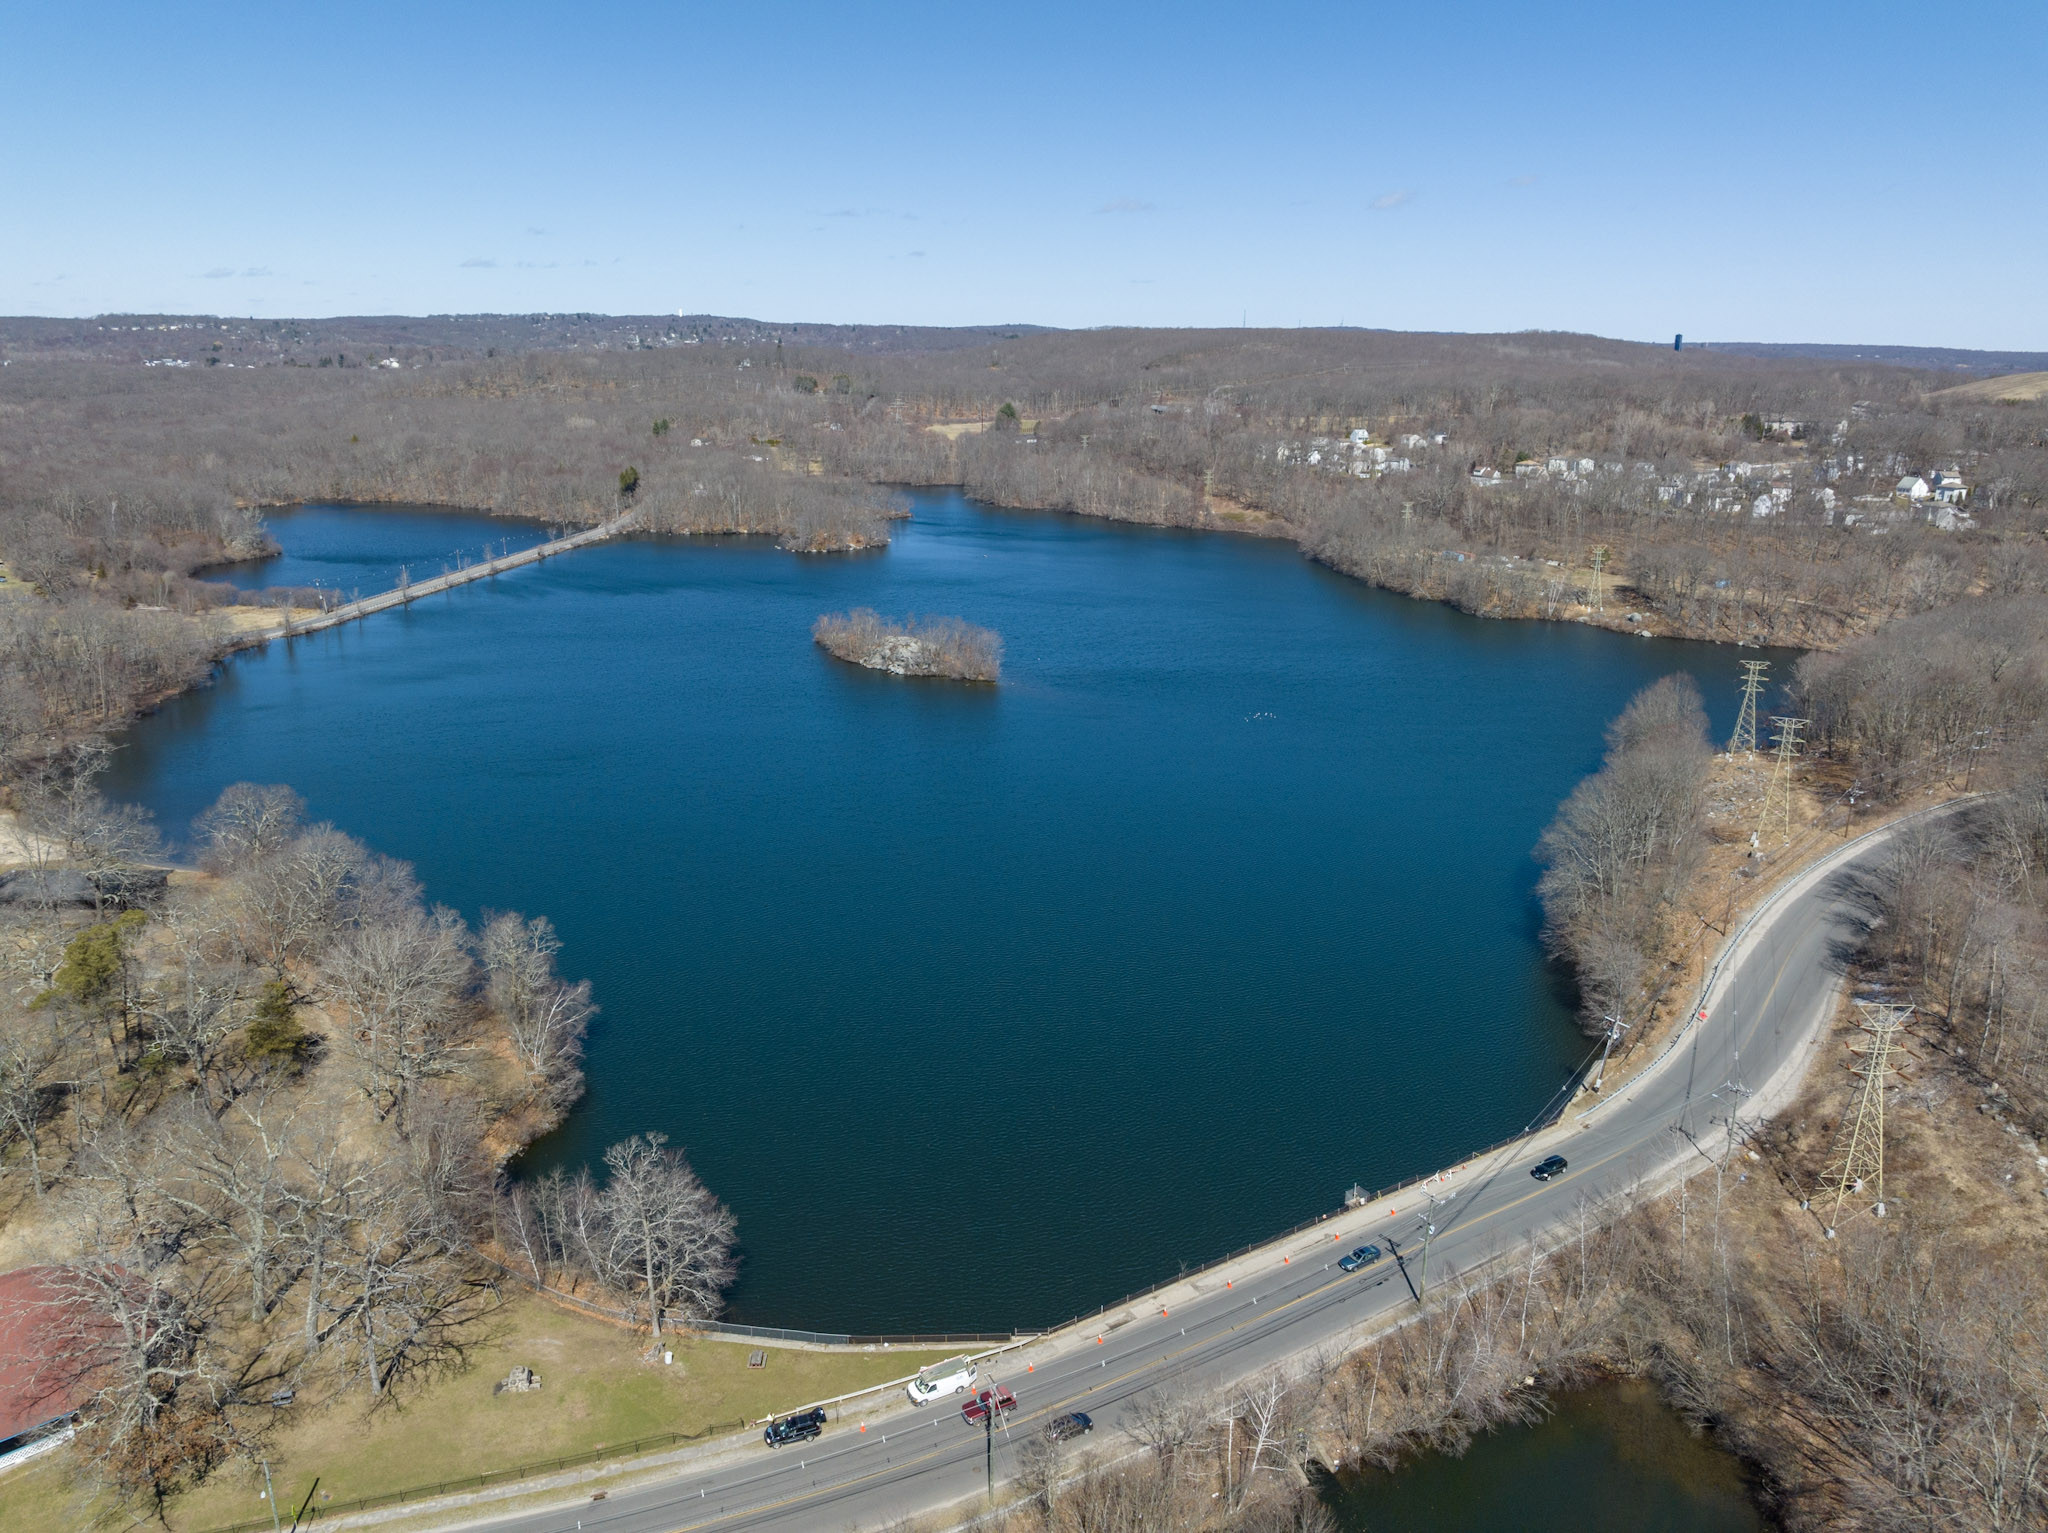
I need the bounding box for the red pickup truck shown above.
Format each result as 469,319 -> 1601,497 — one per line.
961,1385 -> 1017,1425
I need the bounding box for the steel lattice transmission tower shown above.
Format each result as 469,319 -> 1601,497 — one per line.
1752,715 -> 1809,849
1819,1003 -> 1912,1235
1729,659 -> 1770,755
1588,546 -> 1609,613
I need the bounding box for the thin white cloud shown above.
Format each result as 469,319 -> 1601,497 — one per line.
1371,190 -> 1413,210
1094,197 -> 1155,214
460,257 -> 498,268
1509,173 -> 1539,187
201,267 -> 235,279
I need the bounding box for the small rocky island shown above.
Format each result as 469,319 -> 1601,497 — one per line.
812,609 -> 1002,682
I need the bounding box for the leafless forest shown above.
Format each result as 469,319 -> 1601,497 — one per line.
1516,627 -> 2048,1529
0,770 -> 737,1509
3,318 -> 2048,1525
3,321 -> 2046,766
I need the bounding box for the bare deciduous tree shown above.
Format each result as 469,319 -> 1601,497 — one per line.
194,782 -> 304,872
589,1131 -> 736,1336
323,906 -> 472,1124
478,911 -> 593,1104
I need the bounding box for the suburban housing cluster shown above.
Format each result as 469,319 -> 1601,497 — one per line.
1274,416 -> 1977,532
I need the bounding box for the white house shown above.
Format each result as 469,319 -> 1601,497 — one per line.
1399,433 -> 1429,449
1895,475 -> 1931,501
1929,470 -> 1969,504
1545,456 -> 1572,476
1471,466 -> 1503,487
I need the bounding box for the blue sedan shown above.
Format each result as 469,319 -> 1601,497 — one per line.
1337,1243 -> 1383,1272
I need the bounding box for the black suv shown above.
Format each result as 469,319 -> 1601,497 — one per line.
1529,1154 -> 1569,1182
764,1407 -> 827,1447
1045,1411 -> 1093,1442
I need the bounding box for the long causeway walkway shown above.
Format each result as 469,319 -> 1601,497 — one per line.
226,509 -> 639,650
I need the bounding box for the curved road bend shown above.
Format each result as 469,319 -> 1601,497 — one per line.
461,803 -> 1957,1533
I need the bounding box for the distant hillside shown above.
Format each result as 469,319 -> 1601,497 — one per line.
0,312 -> 1055,365
1694,340 -> 2048,376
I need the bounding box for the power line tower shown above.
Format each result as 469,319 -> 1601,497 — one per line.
1818,1003 -> 1912,1236
1729,659 -> 1770,755
1588,545 -> 1609,612
1751,715 -> 1808,850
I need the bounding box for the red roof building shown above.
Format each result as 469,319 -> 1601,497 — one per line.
0,1266 -> 94,1447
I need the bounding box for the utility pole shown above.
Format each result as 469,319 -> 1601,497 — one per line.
1819,1003 -> 1911,1236
1751,716 -> 1809,851
1418,1218 -> 1437,1301
1589,1015 -> 1631,1092
261,1461 -> 280,1533
1729,659 -> 1770,755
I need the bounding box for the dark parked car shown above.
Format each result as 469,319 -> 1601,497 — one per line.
1045,1411 -> 1093,1442
1337,1243 -> 1383,1272
764,1407 -> 827,1447
1530,1154 -> 1569,1182
961,1385 -> 1017,1425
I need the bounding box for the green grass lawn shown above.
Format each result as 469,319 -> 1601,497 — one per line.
0,1295 -> 947,1533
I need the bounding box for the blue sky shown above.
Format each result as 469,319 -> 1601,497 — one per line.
5,1 -> 2044,347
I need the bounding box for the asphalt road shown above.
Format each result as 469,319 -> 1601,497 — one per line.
462,809 -> 1935,1533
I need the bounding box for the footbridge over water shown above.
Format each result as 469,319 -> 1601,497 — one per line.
224,508 -> 640,651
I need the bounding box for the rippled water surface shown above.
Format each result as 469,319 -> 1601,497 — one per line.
111,491 -> 1775,1330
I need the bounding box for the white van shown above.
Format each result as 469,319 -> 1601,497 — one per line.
905,1356 -> 979,1405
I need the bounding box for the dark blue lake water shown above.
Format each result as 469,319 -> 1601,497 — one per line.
1319,1381 -> 1766,1533
109,492 -> 1783,1331
199,503 -> 555,597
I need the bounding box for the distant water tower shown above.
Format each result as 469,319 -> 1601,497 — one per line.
1674,334 -> 1684,352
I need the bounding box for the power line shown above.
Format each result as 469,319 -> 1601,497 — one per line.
1729,659 -> 1770,755
1752,715 -> 1808,851
1818,1002 -> 1912,1236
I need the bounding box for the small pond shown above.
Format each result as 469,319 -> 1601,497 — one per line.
1318,1381 -> 1768,1533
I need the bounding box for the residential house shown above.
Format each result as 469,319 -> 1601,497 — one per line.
1470,465 -> 1503,487
1929,469 -> 1969,504
1895,475 -> 1931,501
